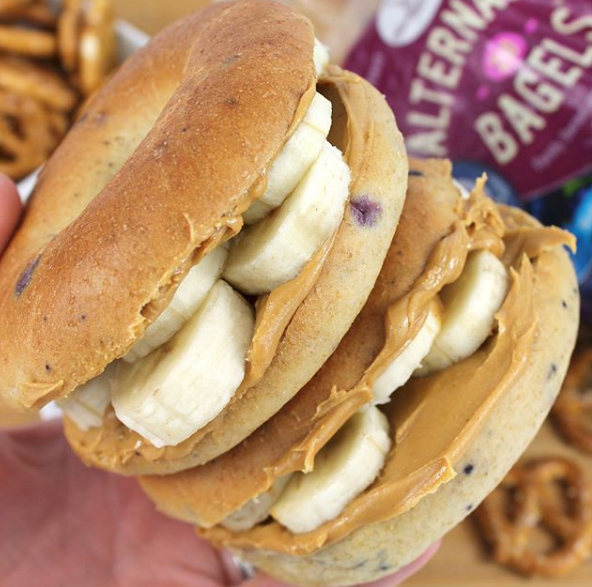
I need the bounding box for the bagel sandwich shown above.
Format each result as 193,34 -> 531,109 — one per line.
0,1 -> 408,475
139,159 -> 580,586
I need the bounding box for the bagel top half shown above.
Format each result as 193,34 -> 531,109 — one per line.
0,1 -> 407,474
138,159 -> 579,586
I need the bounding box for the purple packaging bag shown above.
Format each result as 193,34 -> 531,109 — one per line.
345,0 -> 592,318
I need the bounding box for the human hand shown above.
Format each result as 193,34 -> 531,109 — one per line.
0,420 -> 439,587
0,173 -> 22,255
0,175 -> 439,587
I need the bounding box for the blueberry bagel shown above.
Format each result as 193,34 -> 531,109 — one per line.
140,159 -> 579,586
0,1 -> 407,475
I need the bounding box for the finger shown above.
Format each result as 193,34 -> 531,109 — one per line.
0,173 -> 22,254
240,541 -> 441,587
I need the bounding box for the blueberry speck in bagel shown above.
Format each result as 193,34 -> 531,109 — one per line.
15,255 -> 41,298
350,196 -> 382,228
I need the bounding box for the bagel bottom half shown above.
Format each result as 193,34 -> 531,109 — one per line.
230,200 -> 579,586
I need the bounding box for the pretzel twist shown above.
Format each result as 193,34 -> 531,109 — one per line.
553,346 -> 592,453
57,0 -> 81,71
0,23 -> 56,56
0,89 -> 66,178
58,0 -> 115,95
475,457 -> 592,577
0,55 -> 78,111
0,0 -> 56,28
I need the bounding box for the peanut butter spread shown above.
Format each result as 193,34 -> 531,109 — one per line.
240,234 -> 335,392
182,164 -> 575,556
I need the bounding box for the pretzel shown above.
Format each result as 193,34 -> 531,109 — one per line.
474,457 -> 592,577
0,23 -> 56,56
552,346 -> 592,453
0,55 -> 78,111
0,1 -> 57,28
0,0 -> 32,16
79,0 -> 115,95
58,0 -> 115,94
46,106 -> 68,137
57,0 -> 81,71
0,89 -> 67,179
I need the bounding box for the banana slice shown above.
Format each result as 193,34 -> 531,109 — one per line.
112,281 -> 255,448
124,247 -> 228,363
221,475 -> 293,532
224,141 -> 351,295
271,406 -> 391,534
372,306 -> 442,404
416,250 -> 509,377
243,92 -> 332,225
59,363 -> 115,430
314,39 -> 330,75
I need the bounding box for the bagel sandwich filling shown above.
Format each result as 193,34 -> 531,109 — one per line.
207,235 -> 512,533
137,159 -> 577,554
58,47 -> 356,449
188,178 -> 512,534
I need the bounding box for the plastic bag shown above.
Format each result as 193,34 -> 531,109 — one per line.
295,0 -> 592,319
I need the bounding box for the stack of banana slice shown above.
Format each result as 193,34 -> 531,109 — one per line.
201,243 -> 511,535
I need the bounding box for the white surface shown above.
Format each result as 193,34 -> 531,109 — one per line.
377,0 -> 443,47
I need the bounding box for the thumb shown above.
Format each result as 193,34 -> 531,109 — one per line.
0,173 -> 22,255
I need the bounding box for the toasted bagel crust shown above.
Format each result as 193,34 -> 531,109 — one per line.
0,1 -> 317,409
234,211 -> 579,586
